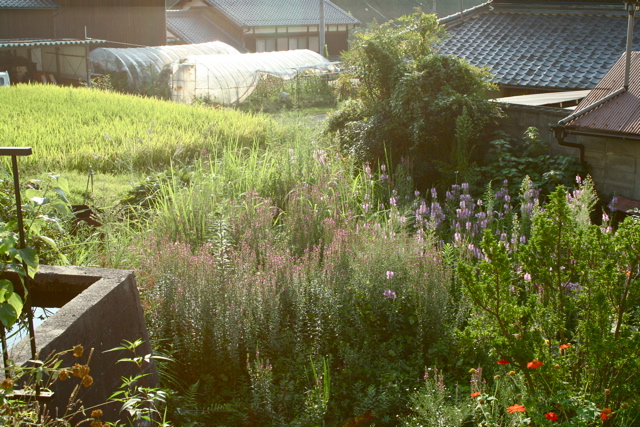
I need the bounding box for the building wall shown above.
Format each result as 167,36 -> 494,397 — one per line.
500,103 -> 640,200
0,10 -> 55,39
54,5 -> 166,46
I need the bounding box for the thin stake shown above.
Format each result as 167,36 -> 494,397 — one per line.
9,155 -> 37,361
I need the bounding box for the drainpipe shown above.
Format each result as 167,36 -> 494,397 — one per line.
552,126 -> 584,163
319,0 -> 326,57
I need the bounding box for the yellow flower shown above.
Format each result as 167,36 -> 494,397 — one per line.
469,368 -> 477,374
507,370 -> 516,375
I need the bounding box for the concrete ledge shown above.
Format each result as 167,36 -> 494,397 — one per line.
5,265 -> 157,423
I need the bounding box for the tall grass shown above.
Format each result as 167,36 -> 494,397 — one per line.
0,84 -> 300,175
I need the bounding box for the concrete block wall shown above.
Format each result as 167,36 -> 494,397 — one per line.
5,265 -> 157,424
500,103 -> 640,200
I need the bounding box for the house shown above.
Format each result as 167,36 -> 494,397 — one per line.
0,0 -> 166,84
167,0 -> 360,58
553,51 -> 640,202
439,0 -> 640,96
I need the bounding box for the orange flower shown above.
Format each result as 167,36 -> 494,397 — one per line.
527,360 -> 543,369
470,392 -> 481,397
497,359 -> 510,365
559,344 -> 570,350
545,412 -> 558,421
506,404 -> 526,413
600,408 -> 612,421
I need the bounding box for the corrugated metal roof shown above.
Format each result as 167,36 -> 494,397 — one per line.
166,10 -> 246,52
563,51 -> 640,137
0,39 -> 105,48
0,0 -> 59,8
439,3 -> 640,91
494,90 -> 590,106
204,0 -> 360,27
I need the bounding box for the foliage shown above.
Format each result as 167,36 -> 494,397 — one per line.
235,74 -> 338,113
480,128 -> 589,199
326,11 -> 502,189
451,179 -> 640,425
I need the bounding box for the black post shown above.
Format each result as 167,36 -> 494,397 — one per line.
0,148 -> 37,363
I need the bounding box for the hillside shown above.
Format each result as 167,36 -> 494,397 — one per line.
332,0 -> 486,24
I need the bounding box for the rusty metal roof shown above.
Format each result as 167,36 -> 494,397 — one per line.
0,38 -> 105,48
563,51 -> 640,137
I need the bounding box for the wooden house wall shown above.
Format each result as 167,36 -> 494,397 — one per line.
0,10 -> 55,39
54,0 -> 166,47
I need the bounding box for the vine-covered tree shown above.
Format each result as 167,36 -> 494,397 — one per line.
326,11 -> 503,189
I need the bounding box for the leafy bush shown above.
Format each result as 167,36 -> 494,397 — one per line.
326,11 -> 502,189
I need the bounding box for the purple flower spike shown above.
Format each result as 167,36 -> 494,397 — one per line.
386,271 -> 395,280
384,289 -> 397,300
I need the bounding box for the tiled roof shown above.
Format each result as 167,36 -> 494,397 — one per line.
439,3 -> 640,90
562,51 -> 640,137
0,0 -> 59,8
0,38 -> 104,48
166,10 -> 247,52
204,0 -> 360,27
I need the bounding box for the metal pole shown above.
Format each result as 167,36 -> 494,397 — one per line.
0,148 -> 37,362
625,1 -> 637,90
319,0 -> 326,57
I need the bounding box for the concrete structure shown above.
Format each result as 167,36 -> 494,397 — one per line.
6,265 -> 156,424
499,102 -> 640,201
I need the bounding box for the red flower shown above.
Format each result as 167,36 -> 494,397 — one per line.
559,344 -> 570,350
497,359 -> 510,365
506,404 -> 526,414
527,360 -> 543,369
470,392 -> 481,397
600,408 -> 612,421
545,412 -> 558,421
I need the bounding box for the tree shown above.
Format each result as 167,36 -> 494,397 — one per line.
326,11 -> 502,189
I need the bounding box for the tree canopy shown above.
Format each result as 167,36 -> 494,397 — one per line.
326,11 -> 503,189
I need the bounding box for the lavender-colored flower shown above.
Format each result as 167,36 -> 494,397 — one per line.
384,289 -> 397,300
415,190 -> 420,197
524,273 -> 532,282
386,271 -> 395,280
461,182 -> 469,191
381,164 -> 387,172
431,188 -> 438,198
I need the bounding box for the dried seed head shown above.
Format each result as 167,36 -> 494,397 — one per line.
81,375 -> 93,388
73,345 -> 84,358
58,369 -> 70,381
0,378 -> 13,390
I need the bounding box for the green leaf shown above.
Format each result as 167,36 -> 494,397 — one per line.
0,302 -> 18,328
16,248 -> 39,275
7,292 -> 23,319
0,279 -> 14,302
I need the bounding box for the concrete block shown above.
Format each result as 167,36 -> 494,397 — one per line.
5,266 -> 156,424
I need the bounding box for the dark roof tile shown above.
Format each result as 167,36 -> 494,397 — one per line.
166,10 -> 246,51
204,0 -> 359,27
440,6 -> 637,90
0,0 -> 58,8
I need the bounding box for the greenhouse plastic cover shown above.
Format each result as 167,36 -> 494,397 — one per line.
90,41 -> 240,85
171,49 -> 338,105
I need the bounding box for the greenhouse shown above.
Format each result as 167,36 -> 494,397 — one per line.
89,41 -> 240,86
170,49 -> 338,105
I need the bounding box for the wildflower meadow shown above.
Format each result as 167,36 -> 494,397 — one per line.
1,84 -> 638,426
